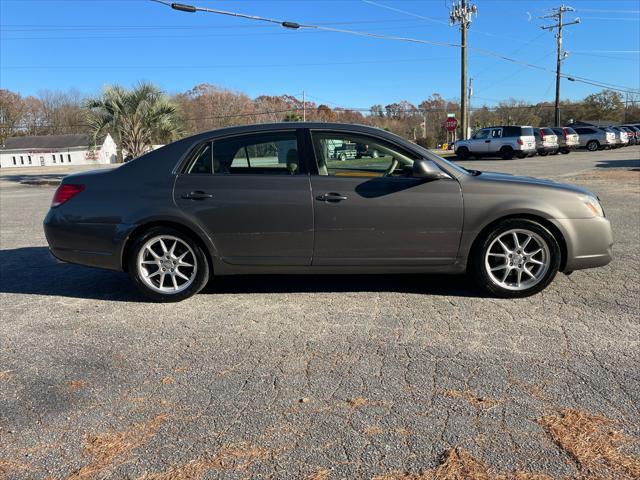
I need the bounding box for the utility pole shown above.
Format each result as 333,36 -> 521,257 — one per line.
541,6 -> 580,127
467,77 -> 473,131
449,0 -> 477,140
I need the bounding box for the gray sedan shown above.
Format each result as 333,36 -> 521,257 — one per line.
44,123 -> 613,301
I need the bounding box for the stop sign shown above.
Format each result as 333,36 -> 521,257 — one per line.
445,117 -> 458,131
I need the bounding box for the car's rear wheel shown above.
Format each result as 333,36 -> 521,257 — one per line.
516,152 -> 527,159
539,150 -> 548,156
471,219 -> 560,298
586,140 -> 599,152
128,227 -> 209,302
560,148 -> 570,154
500,147 -> 514,160
456,147 -> 470,160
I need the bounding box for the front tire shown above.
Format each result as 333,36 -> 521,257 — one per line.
456,147 -> 470,160
127,227 -> 209,302
470,219 -> 561,298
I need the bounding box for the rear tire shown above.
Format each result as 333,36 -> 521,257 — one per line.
586,140 -> 599,152
500,147 -> 514,160
127,226 -> 209,302
560,148 -> 570,154
539,151 -> 548,157
470,218 -> 561,298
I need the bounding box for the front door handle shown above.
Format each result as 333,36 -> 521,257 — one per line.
316,192 -> 348,202
182,191 -> 213,200
485,139 -> 491,143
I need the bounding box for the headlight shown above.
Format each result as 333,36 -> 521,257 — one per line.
580,194 -> 604,217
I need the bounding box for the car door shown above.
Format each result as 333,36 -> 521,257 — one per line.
468,128 -> 491,154
488,128 -> 503,153
307,130 -> 463,266
173,130 -> 314,266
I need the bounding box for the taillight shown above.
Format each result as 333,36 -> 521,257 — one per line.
562,128 -> 568,140
517,138 -> 524,145
540,130 -> 545,138
51,184 -> 84,207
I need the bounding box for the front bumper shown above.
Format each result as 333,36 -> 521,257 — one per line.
553,216 -> 614,272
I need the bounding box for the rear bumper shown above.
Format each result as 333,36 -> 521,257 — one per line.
44,209 -> 135,271
553,217 -> 614,272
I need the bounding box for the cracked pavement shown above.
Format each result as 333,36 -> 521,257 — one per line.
0,148 -> 638,479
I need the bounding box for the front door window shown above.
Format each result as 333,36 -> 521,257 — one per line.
311,132 -> 417,178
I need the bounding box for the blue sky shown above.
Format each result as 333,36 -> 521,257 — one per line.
1,0 -> 639,108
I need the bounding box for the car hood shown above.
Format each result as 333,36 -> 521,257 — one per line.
473,171 -> 593,195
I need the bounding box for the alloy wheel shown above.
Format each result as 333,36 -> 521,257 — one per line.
136,235 -> 198,294
484,229 -> 550,291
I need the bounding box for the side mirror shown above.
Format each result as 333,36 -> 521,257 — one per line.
413,159 -> 451,180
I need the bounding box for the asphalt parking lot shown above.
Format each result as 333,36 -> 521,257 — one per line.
1,148 -> 639,479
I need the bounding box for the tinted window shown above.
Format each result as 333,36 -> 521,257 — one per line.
502,126 -> 519,137
311,132 -> 417,177
564,127 -> 577,135
520,127 -> 534,137
541,128 -> 555,136
187,142 -> 213,174
491,128 -> 502,138
213,132 -> 300,175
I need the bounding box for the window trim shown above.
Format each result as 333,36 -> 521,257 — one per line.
178,129 -> 308,176
307,128 -> 420,178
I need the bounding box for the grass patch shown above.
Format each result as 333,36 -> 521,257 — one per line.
538,408 -> 640,479
137,442 -> 275,480
66,414 -> 167,479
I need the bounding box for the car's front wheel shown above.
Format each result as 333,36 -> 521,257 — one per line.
471,219 -> 561,298
128,227 -> 209,302
586,140 -> 600,151
456,147 -> 470,160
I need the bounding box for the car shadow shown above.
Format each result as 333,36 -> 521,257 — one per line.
595,159 -> 640,169
203,273 -> 480,297
0,247 -> 483,300
0,247 -> 144,302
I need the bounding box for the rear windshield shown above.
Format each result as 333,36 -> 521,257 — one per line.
541,128 -> 555,135
564,127 -> 577,135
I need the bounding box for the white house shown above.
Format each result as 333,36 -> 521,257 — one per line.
0,133 -> 117,169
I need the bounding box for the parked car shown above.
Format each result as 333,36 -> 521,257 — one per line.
533,128 -> 559,156
604,127 -> 628,148
573,126 -> 616,151
44,122 -> 613,301
455,125 -> 536,160
355,143 -> 381,158
551,127 -> 579,154
619,126 -> 637,145
624,125 -> 640,144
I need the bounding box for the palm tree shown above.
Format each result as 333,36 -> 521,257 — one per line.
86,82 -> 182,161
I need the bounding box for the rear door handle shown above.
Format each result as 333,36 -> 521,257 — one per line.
182,191 -> 213,200
485,140 -> 491,143
316,193 -> 348,202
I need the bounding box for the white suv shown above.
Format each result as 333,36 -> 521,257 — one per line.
455,126 -> 536,160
